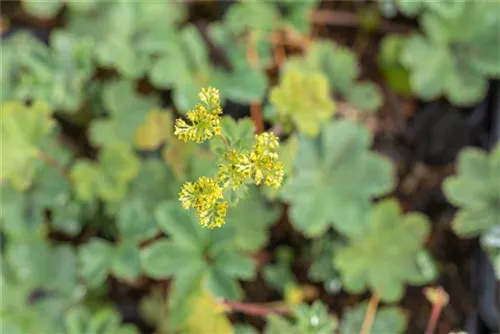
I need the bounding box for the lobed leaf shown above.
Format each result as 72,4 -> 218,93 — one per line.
335,199 -> 436,302
282,120 -> 395,237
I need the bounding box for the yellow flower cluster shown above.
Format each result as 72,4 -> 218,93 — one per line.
179,177 -> 228,229
174,87 -> 222,143
217,133 -> 284,191
174,87 -> 284,228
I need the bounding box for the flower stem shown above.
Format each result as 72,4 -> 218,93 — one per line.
360,293 -> 380,334
219,133 -> 231,151
424,287 -> 449,334
250,102 -> 264,134
220,298 -> 290,317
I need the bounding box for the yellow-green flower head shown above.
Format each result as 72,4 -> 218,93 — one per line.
174,87 -> 223,143
197,200 -> 228,229
217,149 -> 252,190
255,132 -> 280,151
249,133 -> 284,188
174,105 -> 221,143
199,87 -> 222,115
179,176 -> 223,212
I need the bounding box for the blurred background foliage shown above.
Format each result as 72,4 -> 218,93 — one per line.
1,1 -> 499,334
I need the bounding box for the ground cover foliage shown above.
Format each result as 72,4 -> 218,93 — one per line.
1,1 -> 499,333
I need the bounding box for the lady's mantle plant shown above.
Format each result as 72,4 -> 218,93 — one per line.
174,87 -> 284,228
443,145 -> 500,237
335,199 -> 437,302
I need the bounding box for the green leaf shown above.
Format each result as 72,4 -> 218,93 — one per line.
155,201 -> 208,247
223,1 -> 278,35
401,35 -> 451,100
378,35 -> 412,96
121,159 -> 179,221
22,0 -> 63,19
282,120 -> 395,237
65,307 -> 91,334
340,302 -> 408,334
264,315 -> 297,334
82,307 -> 139,334
79,238 -> 113,287
3,31 -> 94,112
225,187 -> 281,251
443,145 -> 500,237
265,301 -> 337,334
396,0 -> 425,17
67,0 -> 99,13
88,2 -> 185,78
205,268 -> 242,300
401,2 -> 500,105
270,68 -> 335,136
346,82 -> 383,113
214,252 -> 256,280
222,66 -> 268,103
234,324 -> 259,334
111,242 -> 142,280
0,101 -> 55,190
71,144 -> 140,202
90,80 -> 158,147
287,40 -> 383,112
210,117 -> 255,154
280,0 -> 320,35
305,41 -> 359,94
50,201 -> 83,236
117,200 -> 158,243
335,199 -> 436,302
145,198 -> 255,301
149,48 -> 191,89
140,239 -> 202,279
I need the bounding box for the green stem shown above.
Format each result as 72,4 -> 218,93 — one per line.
219,133 -> 231,151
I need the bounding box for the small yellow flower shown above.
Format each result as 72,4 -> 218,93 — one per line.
174,87 -> 222,143
217,149 -> 252,190
197,200 -> 229,229
248,133 -> 284,189
179,176 -> 223,212
199,87 -> 222,115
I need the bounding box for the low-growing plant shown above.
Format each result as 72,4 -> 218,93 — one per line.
264,301 -> 338,334
340,301 -> 408,334
443,145 -> 500,237
335,199 -> 437,302
173,87 -> 284,228
443,144 -> 500,278
269,67 -> 335,136
2,1 -> 498,333
285,40 -> 383,113
281,119 -> 395,237
400,2 -> 500,105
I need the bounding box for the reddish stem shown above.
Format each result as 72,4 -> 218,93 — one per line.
250,102 -> 264,134
221,299 -> 290,317
425,304 -> 444,334
310,10 -> 413,34
360,293 -> 381,334
424,286 -> 449,334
